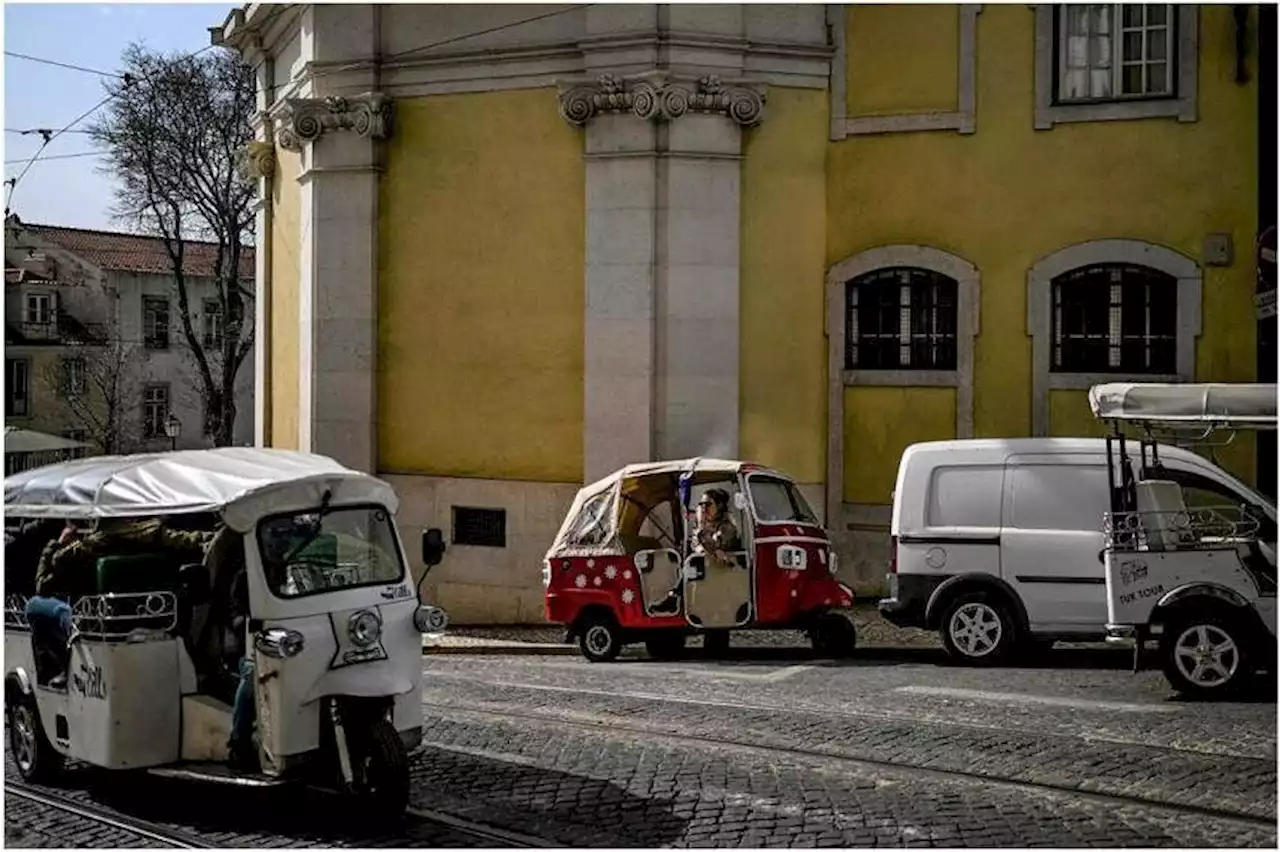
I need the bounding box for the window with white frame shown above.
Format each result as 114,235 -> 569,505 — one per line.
1051,264 -> 1177,374
144,296 -> 170,350
142,384 -> 170,439
24,292 -> 52,325
202,299 -> 223,350
60,357 -> 86,397
1057,5 -> 1176,103
845,268 -> 958,371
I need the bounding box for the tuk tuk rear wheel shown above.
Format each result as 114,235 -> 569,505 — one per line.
579,615 -> 623,662
644,633 -> 686,661
7,689 -> 63,784
1159,608 -> 1253,698
346,717 -> 409,818
702,630 -> 731,657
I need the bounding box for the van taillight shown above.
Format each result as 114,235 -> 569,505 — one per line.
889,537 -> 898,574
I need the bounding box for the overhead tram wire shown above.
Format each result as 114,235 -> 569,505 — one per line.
4,51 -> 127,79
4,151 -> 104,165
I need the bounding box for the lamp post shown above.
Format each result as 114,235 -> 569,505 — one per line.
164,413 -> 181,451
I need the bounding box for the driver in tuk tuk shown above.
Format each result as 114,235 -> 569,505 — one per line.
25,517 -> 214,687
650,488 -> 741,615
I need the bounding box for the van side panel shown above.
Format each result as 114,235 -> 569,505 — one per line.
1000,456 -> 1109,633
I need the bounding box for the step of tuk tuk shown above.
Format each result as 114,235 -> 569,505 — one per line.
148,762 -> 292,788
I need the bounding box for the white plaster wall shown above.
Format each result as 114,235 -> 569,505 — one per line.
385,474 -> 582,625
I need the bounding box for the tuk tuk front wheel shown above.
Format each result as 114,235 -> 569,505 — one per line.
7,688 -> 63,784
810,613 -> 858,658
1160,609 -> 1253,698
344,717 -> 410,818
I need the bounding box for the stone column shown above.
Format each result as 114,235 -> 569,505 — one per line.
558,72 -> 764,480
273,93 -> 389,472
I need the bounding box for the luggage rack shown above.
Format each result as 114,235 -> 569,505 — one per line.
1103,505 -> 1262,552
70,591 -> 179,642
4,595 -> 31,631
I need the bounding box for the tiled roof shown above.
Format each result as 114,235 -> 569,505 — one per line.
4,267 -> 53,284
15,223 -> 254,280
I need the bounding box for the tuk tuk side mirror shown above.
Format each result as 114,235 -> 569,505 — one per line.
422,527 -> 446,570
178,562 -> 211,605
732,492 -> 748,511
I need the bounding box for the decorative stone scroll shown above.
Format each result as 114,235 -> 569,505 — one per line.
557,72 -> 765,128
274,92 -> 391,153
237,140 -> 276,180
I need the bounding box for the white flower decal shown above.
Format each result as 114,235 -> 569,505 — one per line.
623,570 -> 633,580
790,589 -> 798,598
593,576 -> 602,587
574,574 -> 587,588
621,588 -> 635,605
604,565 -> 618,580
587,559 -> 596,569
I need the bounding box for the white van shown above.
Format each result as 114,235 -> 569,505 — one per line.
879,438 -> 1277,663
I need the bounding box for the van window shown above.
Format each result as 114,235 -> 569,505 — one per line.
926,466 -> 1002,528
1006,464 -> 1110,532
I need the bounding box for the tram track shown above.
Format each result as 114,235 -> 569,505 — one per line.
6,782 -> 213,848
422,700 -> 1278,830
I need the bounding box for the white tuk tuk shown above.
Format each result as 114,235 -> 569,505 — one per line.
1091,382 -> 1277,697
3,448 -> 448,815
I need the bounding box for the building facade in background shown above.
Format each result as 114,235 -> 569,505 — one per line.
216,3 -> 1266,624
4,217 -> 256,457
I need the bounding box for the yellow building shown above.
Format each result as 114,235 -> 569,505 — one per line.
215,3 -> 1265,623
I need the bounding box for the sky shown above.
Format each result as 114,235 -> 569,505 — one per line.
3,2 -> 235,232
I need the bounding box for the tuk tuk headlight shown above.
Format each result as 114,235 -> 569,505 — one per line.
829,550 -> 839,576
348,610 -> 382,647
414,605 -> 448,633
256,628 -> 305,659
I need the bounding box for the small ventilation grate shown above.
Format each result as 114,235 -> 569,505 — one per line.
453,507 -> 506,548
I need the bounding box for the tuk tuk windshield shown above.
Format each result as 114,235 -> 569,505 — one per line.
256,505 -> 405,598
747,476 -> 819,524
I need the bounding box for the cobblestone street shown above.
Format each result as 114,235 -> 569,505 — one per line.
7,644 -> 1276,848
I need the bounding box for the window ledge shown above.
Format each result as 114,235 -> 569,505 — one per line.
843,369 -> 961,387
1048,372 -> 1182,390
1035,98 -> 1195,131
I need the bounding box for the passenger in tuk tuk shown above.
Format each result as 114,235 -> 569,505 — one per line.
25,517 -> 214,687
226,563 -> 257,771
650,488 -> 741,615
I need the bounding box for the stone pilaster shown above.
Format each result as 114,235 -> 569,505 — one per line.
558,72 -> 764,480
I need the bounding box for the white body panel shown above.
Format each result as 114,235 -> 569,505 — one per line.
892,438 -> 1276,638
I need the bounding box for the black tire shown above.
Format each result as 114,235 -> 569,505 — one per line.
6,688 -> 63,784
346,717 -> 409,819
1160,606 -> 1253,698
939,591 -> 1017,665
810,613 -> 858,658
578,614 -> 623,662
644,633 -> 686,661
702,630 -> 731,657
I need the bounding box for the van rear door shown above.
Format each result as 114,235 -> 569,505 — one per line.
1001,454 -> 1110,634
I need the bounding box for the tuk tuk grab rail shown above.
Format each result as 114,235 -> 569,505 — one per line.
70,591 -> 179,642
4,595 -> 31,631
1103,505 -> 1262,552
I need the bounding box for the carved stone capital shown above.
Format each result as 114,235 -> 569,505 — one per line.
274,92 -> 391,153
238,140 -> 277,180
557,72 -> 765,128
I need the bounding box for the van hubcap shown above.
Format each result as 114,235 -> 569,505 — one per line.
585,625 -> 613,656
950,603 -> 1002,657
1173,624 -> 1238,687
11,704 -> 36,772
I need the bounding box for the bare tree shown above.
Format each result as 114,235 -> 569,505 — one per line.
89,44 -> 256,447
39,336 -> 142,456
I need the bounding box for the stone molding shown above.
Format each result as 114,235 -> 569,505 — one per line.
273,92 -> 392,153
558,72 -> 766,127
238,140 -> 276,181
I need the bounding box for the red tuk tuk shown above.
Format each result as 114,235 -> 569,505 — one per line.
544,458 -> 857,661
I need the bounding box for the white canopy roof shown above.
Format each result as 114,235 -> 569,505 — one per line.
1089,383 -> 1278,429
4,427 -> 90,455
3,447 -> 399,527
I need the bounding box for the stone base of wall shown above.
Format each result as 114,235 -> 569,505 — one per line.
829,503 -> 892,600
383,472 -> 581,625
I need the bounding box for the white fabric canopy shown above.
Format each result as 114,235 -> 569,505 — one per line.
4,427 -> 90,454
3,447 -> 399,526
1089,383 -> 1278,429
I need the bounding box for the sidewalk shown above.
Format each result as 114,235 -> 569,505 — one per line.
422,604 -> 940,655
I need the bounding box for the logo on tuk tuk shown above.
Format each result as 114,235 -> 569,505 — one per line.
71,662 -> 106,700
1118,559 -> 1148,586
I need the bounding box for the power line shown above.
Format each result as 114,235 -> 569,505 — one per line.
7,128 -> 94,137
4,51 -> 127,79
4,151 -> 104,166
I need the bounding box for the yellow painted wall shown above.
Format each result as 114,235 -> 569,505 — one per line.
844,387 -> 957,504
740,88 -> 828,484
378,89 -> 584,482
830,4 -> 1259,500
269,149 -> 302,451
847,4 -> 958,116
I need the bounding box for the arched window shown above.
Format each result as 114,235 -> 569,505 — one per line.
845,267 -> 958,370
1050,263 -> 1177,374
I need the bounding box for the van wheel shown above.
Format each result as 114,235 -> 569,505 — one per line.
7,689 -> 62,783
810,613 -> 858,658
940,592 -> 1015,665
644,633 -> 686,661
579,614 -> 623,662
1160,608 -> 1252,698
